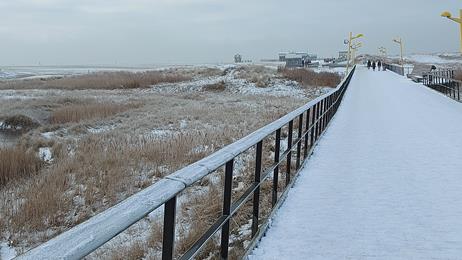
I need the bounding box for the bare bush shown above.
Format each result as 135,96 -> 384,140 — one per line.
50,103 -> 138,124
279,67 -> 341,87
202,81 -> 226,92
1,115 -> 39,130
0,146 -> 42,187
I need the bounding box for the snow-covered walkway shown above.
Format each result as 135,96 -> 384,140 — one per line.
250,67 -> 462,259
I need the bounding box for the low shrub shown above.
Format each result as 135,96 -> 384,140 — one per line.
1,115 -> 39,130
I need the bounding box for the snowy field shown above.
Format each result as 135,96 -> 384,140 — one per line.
401,53 -> 462,67
251,67 -> 462,259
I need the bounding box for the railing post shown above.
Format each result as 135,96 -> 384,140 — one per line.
162,196 -> 177,260
286,120 -> 293,187
303,109 -> 310,159
296,114 -> 303,170
251,141 -> 262,237
316,100 -> 322,139
310,104 -> 316,146
272,129 -> 281,207
220,159 -> 234,260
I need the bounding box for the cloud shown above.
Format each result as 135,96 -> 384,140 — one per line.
0,0 -> 460,65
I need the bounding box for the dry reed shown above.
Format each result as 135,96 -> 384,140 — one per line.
0,146 -> 42,187
50,103 -> 137,124
279,67 -> 341,87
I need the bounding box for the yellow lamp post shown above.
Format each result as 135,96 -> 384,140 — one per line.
346,32 -> 364,74
441,9 -> 462,55
393,37 -> 404,65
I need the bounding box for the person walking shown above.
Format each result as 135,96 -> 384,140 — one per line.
367,60 -> 371,70
372,61 -> 376,71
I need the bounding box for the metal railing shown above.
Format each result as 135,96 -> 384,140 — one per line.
383,63 -> 403,76
17,66 -> 357,260
423,70 -> 461,102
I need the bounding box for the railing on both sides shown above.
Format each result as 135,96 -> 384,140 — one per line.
17,66 -> 357,260
423,70 -> 462,102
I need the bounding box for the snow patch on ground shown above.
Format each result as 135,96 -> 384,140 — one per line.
149,129 -> 174,139
38,147 -> 53,162
87,125 -> 116,134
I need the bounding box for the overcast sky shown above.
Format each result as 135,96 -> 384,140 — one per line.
0,0 -> 460,66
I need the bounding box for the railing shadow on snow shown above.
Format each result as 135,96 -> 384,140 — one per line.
17,66 -> 357,260
422,70 -> 462,102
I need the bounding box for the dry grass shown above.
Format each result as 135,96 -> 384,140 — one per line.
0,146 -> 42,187
50,102 -> 138,124
279,67 -> 341,87
0,129 -> 234,247
0,70 -> 192,90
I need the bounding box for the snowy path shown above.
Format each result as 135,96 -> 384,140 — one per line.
250,67 -> 462,259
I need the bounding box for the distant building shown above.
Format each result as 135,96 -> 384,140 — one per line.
285,54 -> 304,68
234,54 -> 242,63
279,51 -> 317,63
338,51 -> 348,61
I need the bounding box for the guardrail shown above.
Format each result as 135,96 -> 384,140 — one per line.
17,66 -> 357,260
383,63 -> 404,75
423,70 -> 461,102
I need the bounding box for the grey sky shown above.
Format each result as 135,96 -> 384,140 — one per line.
0,0 -> 460,66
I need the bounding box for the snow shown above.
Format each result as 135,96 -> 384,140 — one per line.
38,147 -> 53,162
250,67 -> 462,259
87,125 -> 115,134
0,242 -> 17,260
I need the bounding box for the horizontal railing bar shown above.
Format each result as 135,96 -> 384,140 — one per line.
428,83 -> 457,91
230,183 -> 258,215
179,215 -> 228,260
425,74 -> 462,84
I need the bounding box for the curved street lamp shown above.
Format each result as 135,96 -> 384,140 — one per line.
346,33 -> 364,74
441,9 -> 462,55
393,37 -> 404,65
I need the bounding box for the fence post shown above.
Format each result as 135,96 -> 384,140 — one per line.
272,129 -> 281,207
251,141 -> 262,237
162,196 -> 177,260
220,159 -> 234,260
296,114 -> 303,170
303,108 -> 310,159
285,121 -> 293,187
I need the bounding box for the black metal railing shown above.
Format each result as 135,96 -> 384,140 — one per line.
17,66 -> 357,260
423,70 -> 461,102
384,63 -> 404,76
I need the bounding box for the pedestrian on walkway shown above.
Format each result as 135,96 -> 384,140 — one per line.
378,60 -> 382,71
372,61 -> 376,71
367,60 -> 371,70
